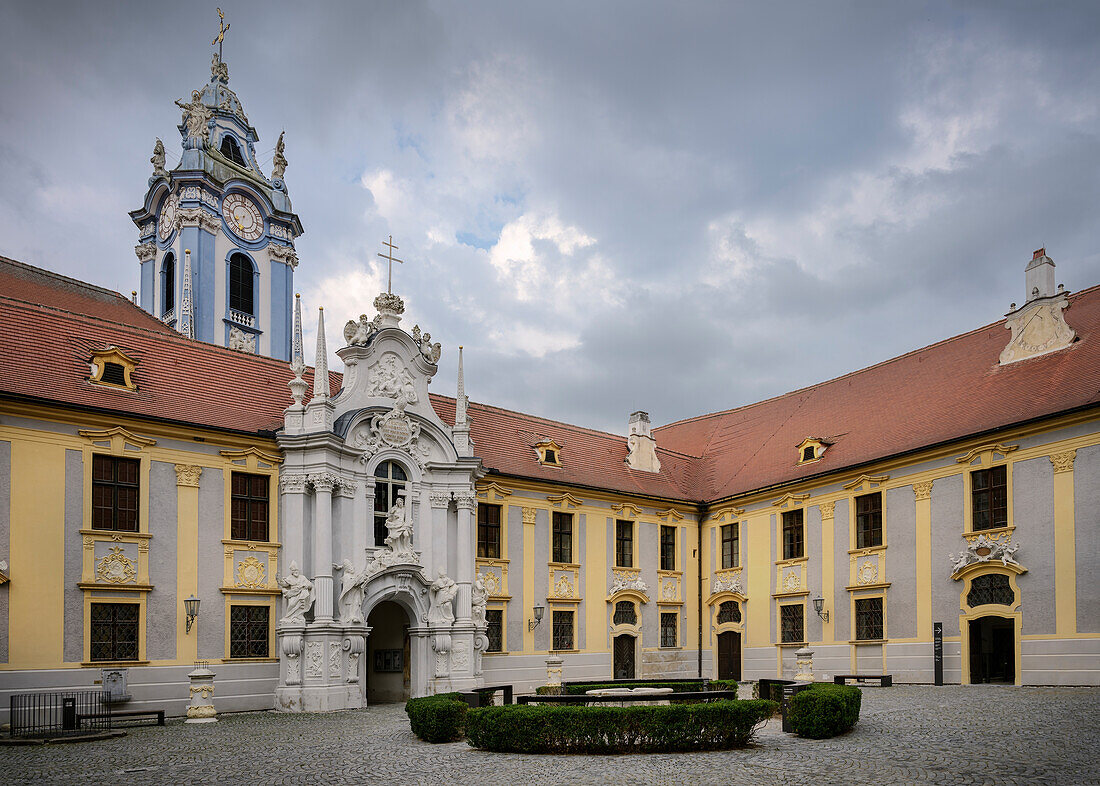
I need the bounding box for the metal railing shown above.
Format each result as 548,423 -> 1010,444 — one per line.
9,690 -> 112,738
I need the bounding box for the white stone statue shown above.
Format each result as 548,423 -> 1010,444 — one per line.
384,496 -> 415,559
271,131 -> 288,180
334,559 -> 369,624
367,355 -> 419,404
277,561 -> 314,623
428,568 -> 457,626
150,138 -> 166,177
471,574 -> 488,628
175,91 -> 213,144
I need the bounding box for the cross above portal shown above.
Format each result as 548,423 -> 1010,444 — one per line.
378,235 -> 404,294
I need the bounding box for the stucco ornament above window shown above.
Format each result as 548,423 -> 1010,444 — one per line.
949,535 -> 1024,579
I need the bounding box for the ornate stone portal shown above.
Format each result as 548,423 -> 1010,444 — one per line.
275,282 -> 486,711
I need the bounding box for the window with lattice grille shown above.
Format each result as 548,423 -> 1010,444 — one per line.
486,609 -> 503,652
552,609 -> 574,651
717,601 -> 741,624
780,603 -> 804,643
855,597 -> 884,640
90,603 -> 139,662
660,612 -> 678,647
230,605 -> 270,658
613,600 -> 637,626
967,574 -> 1015,607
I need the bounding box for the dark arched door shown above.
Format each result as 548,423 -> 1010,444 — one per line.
717,631 -> 741,681
613,634 -> 635,679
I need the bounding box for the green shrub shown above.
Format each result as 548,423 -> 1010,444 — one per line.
466,699 -> 777,753
536,681 -> 706,695
707,679 -> 742,693
405,693 -> 469,743
785,683 -> 862,739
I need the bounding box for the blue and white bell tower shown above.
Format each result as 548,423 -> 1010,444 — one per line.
130,26 -> 302,361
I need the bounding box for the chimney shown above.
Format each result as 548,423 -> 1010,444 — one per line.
626,411 -> 661,473
1024,247 -> 1056,303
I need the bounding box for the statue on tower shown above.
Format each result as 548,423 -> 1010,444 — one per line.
211,52 -> 229,84
175,91 -> 213,145
150,138 -> 167,178
272,131 -> 288,181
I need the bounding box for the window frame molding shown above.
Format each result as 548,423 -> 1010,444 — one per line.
778,600 -> 806,647
83,595 -> 147,666
484,604 -> 506,654
844,474 -> 889,553
224,596 -> 276,661
614,518 -> 636,569
957,444 -> 1017,535
659,609 -> 680,649
87,348 -> 140,391
850,592 -> 887,644
219,448 -> 282,596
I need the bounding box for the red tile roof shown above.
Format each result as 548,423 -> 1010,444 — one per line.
655,286 -> 1100,500
1,256 -> 1097,504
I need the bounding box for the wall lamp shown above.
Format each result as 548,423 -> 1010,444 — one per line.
812,594 -> 829,623
184,595 -> 201,634
528,604 -> 545,631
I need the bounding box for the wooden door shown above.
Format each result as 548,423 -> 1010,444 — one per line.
613,634 -> 635,679
717,631 -> 741,681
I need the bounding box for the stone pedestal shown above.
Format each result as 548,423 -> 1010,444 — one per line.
185,664 -> 217,723
546,654 -> 564,692
795,647 -> 815,681
276,622 -> 368,712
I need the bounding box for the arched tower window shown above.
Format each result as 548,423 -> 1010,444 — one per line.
220,135 -> 247,167
373,461 -> 408,547
161,252 -> 175,316
228,253 -> 255,316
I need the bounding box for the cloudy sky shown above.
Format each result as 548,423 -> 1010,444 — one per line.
1,1 -> 1098,434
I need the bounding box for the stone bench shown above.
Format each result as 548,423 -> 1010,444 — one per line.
78,709 -> 165,728
833,674 -> 892,686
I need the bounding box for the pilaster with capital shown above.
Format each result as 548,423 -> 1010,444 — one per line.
454,493 -> 477,622
309,473 -> 337,622
429,492 -> 451,577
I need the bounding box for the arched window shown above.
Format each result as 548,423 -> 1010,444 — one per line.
162,252 -> 175,316
967,574 -> 1015,607
228,254 -> 254,316
373,461 -> 408,547
613,600 -> 637,626
717,601 -> 741,624
220,135 -> 247,167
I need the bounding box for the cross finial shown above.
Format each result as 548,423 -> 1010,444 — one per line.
377,235 -> 404,294
212,8 -> 230,59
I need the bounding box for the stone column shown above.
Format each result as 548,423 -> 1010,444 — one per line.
454,493 -> 477,623
310,473 -> 337,622
429,492 -> 452,577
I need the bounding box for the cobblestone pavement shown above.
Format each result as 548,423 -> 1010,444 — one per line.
6,685 -> 1099,785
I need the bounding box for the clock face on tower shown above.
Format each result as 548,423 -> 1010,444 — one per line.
222,193 -> 264,241
158,193 -> 178,241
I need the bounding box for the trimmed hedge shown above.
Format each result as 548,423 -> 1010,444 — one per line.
537,681 -> 706,695
405,693 -> 468,743
465,699 -> 777,753
786,683 -> 862,739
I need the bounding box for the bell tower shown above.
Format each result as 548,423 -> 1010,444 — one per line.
130,13 -> 303,360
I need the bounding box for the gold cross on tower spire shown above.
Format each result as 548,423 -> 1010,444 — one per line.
212,8 -> 231,58
377,235 -> 404,294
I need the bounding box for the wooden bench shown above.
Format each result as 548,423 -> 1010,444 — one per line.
833,674 -> 892,686
78,709 -> 165,728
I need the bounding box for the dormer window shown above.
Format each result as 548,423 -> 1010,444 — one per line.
220,135 -> 247,167
535,439 -> 563,467
89,347 -> 138,391
796,437 -> 828,465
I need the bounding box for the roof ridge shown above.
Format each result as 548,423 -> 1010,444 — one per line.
457,398 -> 633,443
0,255 -> 137,301
655,283 -> 1100,434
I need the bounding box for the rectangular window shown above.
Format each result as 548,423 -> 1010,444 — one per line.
90,602 -> 139,662
231,472 -> 270,541
780,603 -> 804,644
855,492 -> 883,549
660,612 -> 678,648
229,605 -> 270,658
486,609 -> 504,652
855,597 -> 884,641
552,609 -> 574,651
91,455 -> 139,532
782,509 -> 804,560
660,525 -> 676,571
972,465 -> 1008,530
615,520 -> 634,568
720,523 -> 739,569
477,504 -> 501,559
552,512 -> 573,564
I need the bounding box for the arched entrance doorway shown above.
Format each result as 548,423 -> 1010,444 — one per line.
613,634 -> 636,679
717,631 -> 741,681
968,616 -> 1015,684
366,601 -> 412,703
